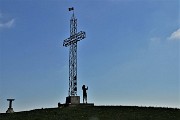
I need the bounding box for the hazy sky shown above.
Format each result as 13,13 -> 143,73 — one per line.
0,0 -> 179,112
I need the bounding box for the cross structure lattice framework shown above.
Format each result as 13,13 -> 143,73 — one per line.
63,7 -> 86,96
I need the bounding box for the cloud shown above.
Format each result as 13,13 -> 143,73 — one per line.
168,28 -> 180,41
0,12 -> 15,29
0,18 -> 15,28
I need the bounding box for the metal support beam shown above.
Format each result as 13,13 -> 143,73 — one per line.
63,31 -> 86,47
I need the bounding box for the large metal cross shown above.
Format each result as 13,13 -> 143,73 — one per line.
63,8 -> 86,96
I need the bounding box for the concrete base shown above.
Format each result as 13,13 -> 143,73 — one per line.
6,108 -> 14,113
65,103 -> 94,107
66,96 -> 80,104
80,103 -> 94,106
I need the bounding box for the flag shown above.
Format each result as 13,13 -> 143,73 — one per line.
69,7 -> 74,11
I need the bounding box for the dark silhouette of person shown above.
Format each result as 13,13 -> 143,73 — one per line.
82,85 -> 88,104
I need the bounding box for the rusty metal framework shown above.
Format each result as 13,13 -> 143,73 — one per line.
63,8 -> 86,96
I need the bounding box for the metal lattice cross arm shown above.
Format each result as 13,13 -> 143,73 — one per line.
63,31 -> 86,47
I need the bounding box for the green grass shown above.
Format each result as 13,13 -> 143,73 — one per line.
1,106 -> 180,120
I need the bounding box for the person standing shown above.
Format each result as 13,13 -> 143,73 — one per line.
82,85 -> 88,104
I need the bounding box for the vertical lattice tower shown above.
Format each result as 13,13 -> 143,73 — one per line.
63,8 -> 86,96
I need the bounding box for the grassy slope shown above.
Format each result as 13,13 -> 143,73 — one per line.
1,106 -> 180,120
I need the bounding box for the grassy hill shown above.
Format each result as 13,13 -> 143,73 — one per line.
1,105 -> 180,120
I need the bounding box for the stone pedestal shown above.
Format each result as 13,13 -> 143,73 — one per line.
6,108 -> 14,113
66,96 -> 80,104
